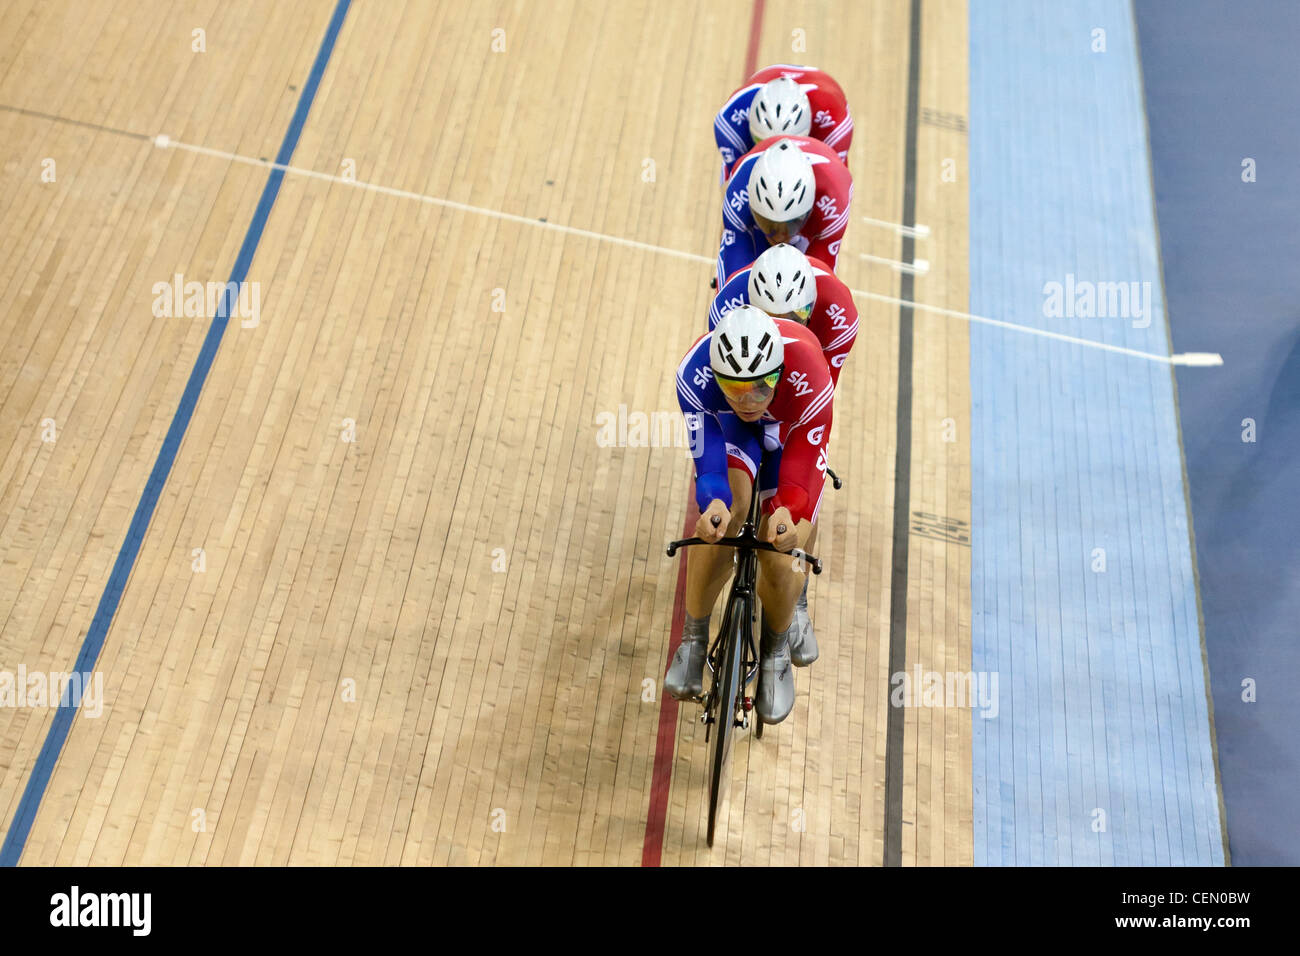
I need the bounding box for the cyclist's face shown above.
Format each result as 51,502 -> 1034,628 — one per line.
730,396 -> 773,421
717,371 -> 779,421
778,301 -> 814,325
753,208 -> 810,245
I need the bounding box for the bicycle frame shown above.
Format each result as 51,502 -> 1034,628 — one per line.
665,471 -> 824,844
702,476 -> 763,735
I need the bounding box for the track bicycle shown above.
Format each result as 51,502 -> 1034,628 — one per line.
666,470 -> 827,846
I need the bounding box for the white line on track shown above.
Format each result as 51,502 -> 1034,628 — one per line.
860,215 -> 930,239
860,252 -> 929,275
154,134 -> 1222,367
852,289 -> 1223,366
154,135 -> 712,265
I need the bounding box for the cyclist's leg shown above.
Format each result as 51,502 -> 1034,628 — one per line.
667,418 -> 762,701
684,413 -> 762,617
787,479 -> 828,664
755,517 -> 813,631
752,433 -> 811,632
752,518 -> 811,723
786,520 -> 818,605
788,518 -> 819,661
683,465 -> 752,618
752,478 -> 825,722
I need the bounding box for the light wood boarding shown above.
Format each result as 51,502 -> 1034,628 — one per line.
0,0 -> 333,863
659,0 -> 972,865
902,0 -> 972,867
0,0 -> 974,866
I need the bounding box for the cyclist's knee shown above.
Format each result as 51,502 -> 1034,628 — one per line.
757,548 -> 803,589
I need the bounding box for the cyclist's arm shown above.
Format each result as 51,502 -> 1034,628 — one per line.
677,369 -> 731,511
822,109 -> 853,166
805,211 -> 847,273
717,224 -> 759,290
714,87 -> 754,185
802,236 -> 840,274
814,87 -> 853,164
768,388 -> 833,524
818,288 -> 859,388
708,271 -> 750,331
804,177 -> 851,271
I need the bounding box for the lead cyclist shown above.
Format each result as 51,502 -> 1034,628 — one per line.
667,305 -> 834,725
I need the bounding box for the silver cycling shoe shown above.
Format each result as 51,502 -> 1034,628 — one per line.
664,631 -> 707,700
788,597 -> 819,667
756,634 -> 795,724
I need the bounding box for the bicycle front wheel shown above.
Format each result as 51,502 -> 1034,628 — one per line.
706,591 -> 749,847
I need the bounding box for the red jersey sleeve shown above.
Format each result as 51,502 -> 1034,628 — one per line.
805,256 -> 859,387
763,321 -> 834,525
806,82 -> 852,165
805,165 -> 852,271
768,384 -> 832,525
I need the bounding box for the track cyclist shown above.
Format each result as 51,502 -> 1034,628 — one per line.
709,243 -> 859,384
716,136 -> 853,285
714,64 -> 853,181
706,243 -> 859,660
666,305 -> 834,725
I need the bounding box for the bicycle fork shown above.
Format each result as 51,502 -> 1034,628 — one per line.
701,584 -> 761,738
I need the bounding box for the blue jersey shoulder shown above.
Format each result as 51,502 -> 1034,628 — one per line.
714,85 -> 759,165
676,334 -> 724,414
707,270 -> 752,330
722,155 -> 759,232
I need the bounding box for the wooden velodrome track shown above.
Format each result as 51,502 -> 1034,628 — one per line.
0,0 -> 971,865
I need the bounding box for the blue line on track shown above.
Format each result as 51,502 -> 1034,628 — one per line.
0,0 -> 352,867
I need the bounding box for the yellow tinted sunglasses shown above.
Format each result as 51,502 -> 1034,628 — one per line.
784,301 -> 814,324
716,370 -> 781,404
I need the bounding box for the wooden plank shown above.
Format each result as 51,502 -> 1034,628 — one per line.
2,0 -> 978,866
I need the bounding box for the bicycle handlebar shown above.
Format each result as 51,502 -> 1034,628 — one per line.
665,533 -> 823,574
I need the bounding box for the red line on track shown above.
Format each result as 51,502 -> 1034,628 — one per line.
743,0 -> 766,78
640,492 -> 699,867
641,0 -> 765,867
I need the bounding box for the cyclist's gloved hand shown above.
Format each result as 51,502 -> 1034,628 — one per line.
765,506 -> 799,553
697,499 -> 730,544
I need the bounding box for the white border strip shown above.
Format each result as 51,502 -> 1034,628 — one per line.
860,252 -> 930,274
850,288 -> 1222,366
860,214 -> 930,238
155,134 -> 1221,367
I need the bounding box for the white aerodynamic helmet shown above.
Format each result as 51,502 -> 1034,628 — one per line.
748,243 -> 816,321
747,139 -> 816,227
710,304 -> 785,379
748,76 -> 812,142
